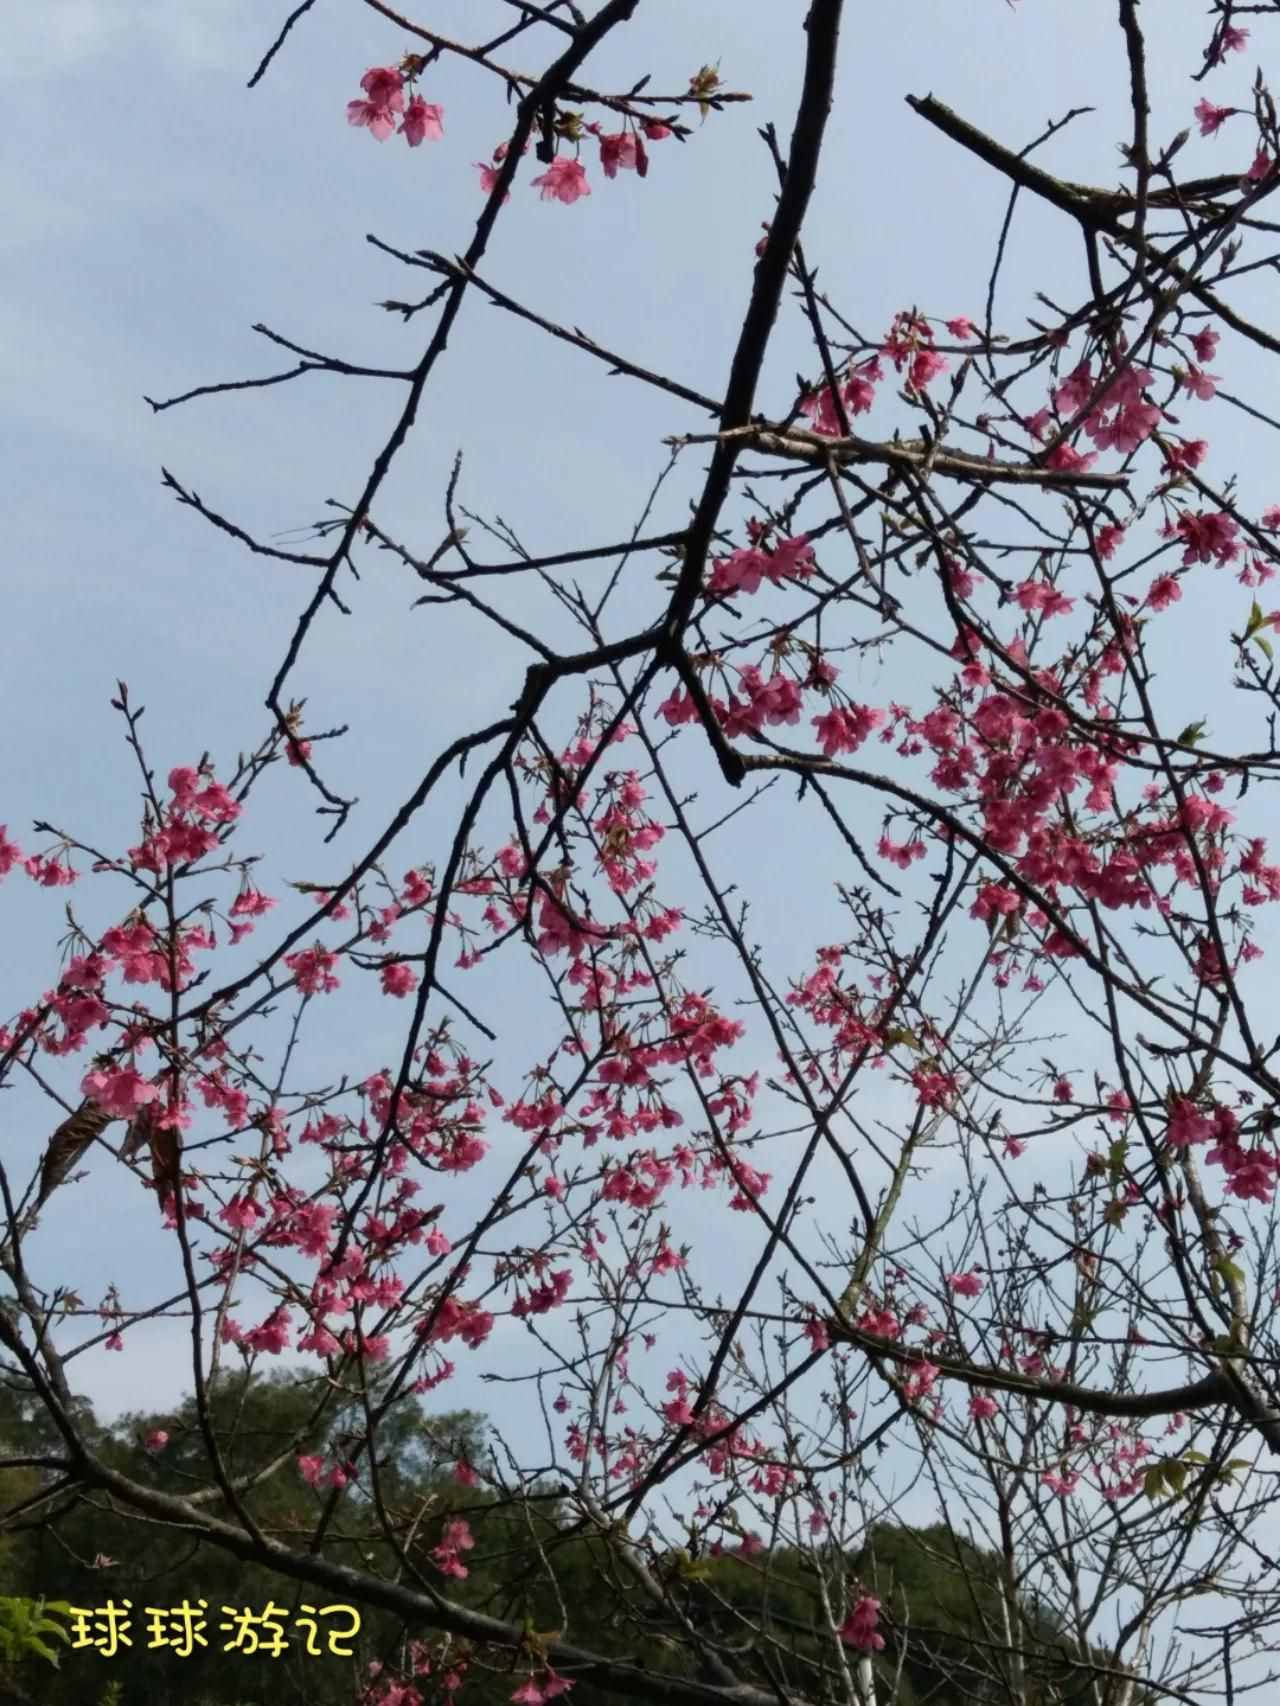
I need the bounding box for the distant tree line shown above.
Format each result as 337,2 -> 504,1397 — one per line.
0,1367 -> 1147,1706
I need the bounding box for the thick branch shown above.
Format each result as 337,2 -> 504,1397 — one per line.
676,424 -> 1128,490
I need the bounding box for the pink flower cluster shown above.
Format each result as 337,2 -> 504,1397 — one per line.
348,58 -> 677,206
800,310 -> 961,435
1051,359 -> 1162,457
347,66 -> 443,147
707,533 -> 816,597
839,1594 -> 885,1653
431,1516 -> 475,1580
511,1672 -> 573,1704
298,1453 -> 355,1491
82,1063 -> 159,1119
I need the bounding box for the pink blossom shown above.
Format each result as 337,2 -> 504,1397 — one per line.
168,766 -> 199,805
1164,438 -> 1208,473
839,1595 -> 885,1654
432,1516 -> 476,1579
531,157 -> 591,204
218,1195 -> 263,1231
190,780 -> 239,823
286,943 -> 340,995
910,348 -> 948,392
1174,509 -> 1238,565
968,1392 -> 998,1421
0,827 -> 21,877
708,546 -> 770,596
1053,362 -> 1094,415
1214,25 -> 1249,60
812,704 -> 884,757
1014,579 -> 1074,619
904,1359 -> 939,1402
348,67 -> 406,141
1041,1469 -> 1080,1497
1145,574 -> 1181,611
658,688 -> 698,726
879,834 -> 926,870
474,160 -> 510,198
381,962 -> 419,998
858,1305 -> 900,1340
1194,98 -> 1234,136
298,1454 -> 326,1487
771,533 -> 816,580
1087,399 -> 1162,453
803,1316 -> 831,1353
946,316 -> 976,339
946,559 -> 975,597
230,887 -> 275,920
1182,366 -> 1220,401
144,1429 -> 170,1454
597,130 -> 639,178
401,96 -> 444,147
82,1065 -> 160,1119
381,1686 -> 423,1706
25,853 -> 77,887
800,385 -> 844,434
971,883 -> 1019,924
245,1306 -> 292,1356
1044,442 -> 1097,474
843,357 -> 882,416
947,1271 -> 983,1298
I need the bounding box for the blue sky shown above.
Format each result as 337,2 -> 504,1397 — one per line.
7,5 -> 1280,1675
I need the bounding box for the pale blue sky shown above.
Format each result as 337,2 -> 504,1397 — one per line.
0,0 -> 1264,1375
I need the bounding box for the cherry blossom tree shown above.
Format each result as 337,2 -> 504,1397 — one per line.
6,2 -> 1280,1703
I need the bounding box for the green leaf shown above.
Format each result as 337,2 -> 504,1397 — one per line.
1214,1458 -> 1253,1486
21,1634 -> 62,1666
0,1596 -> 72,1668
31,1613 -> 71,1643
